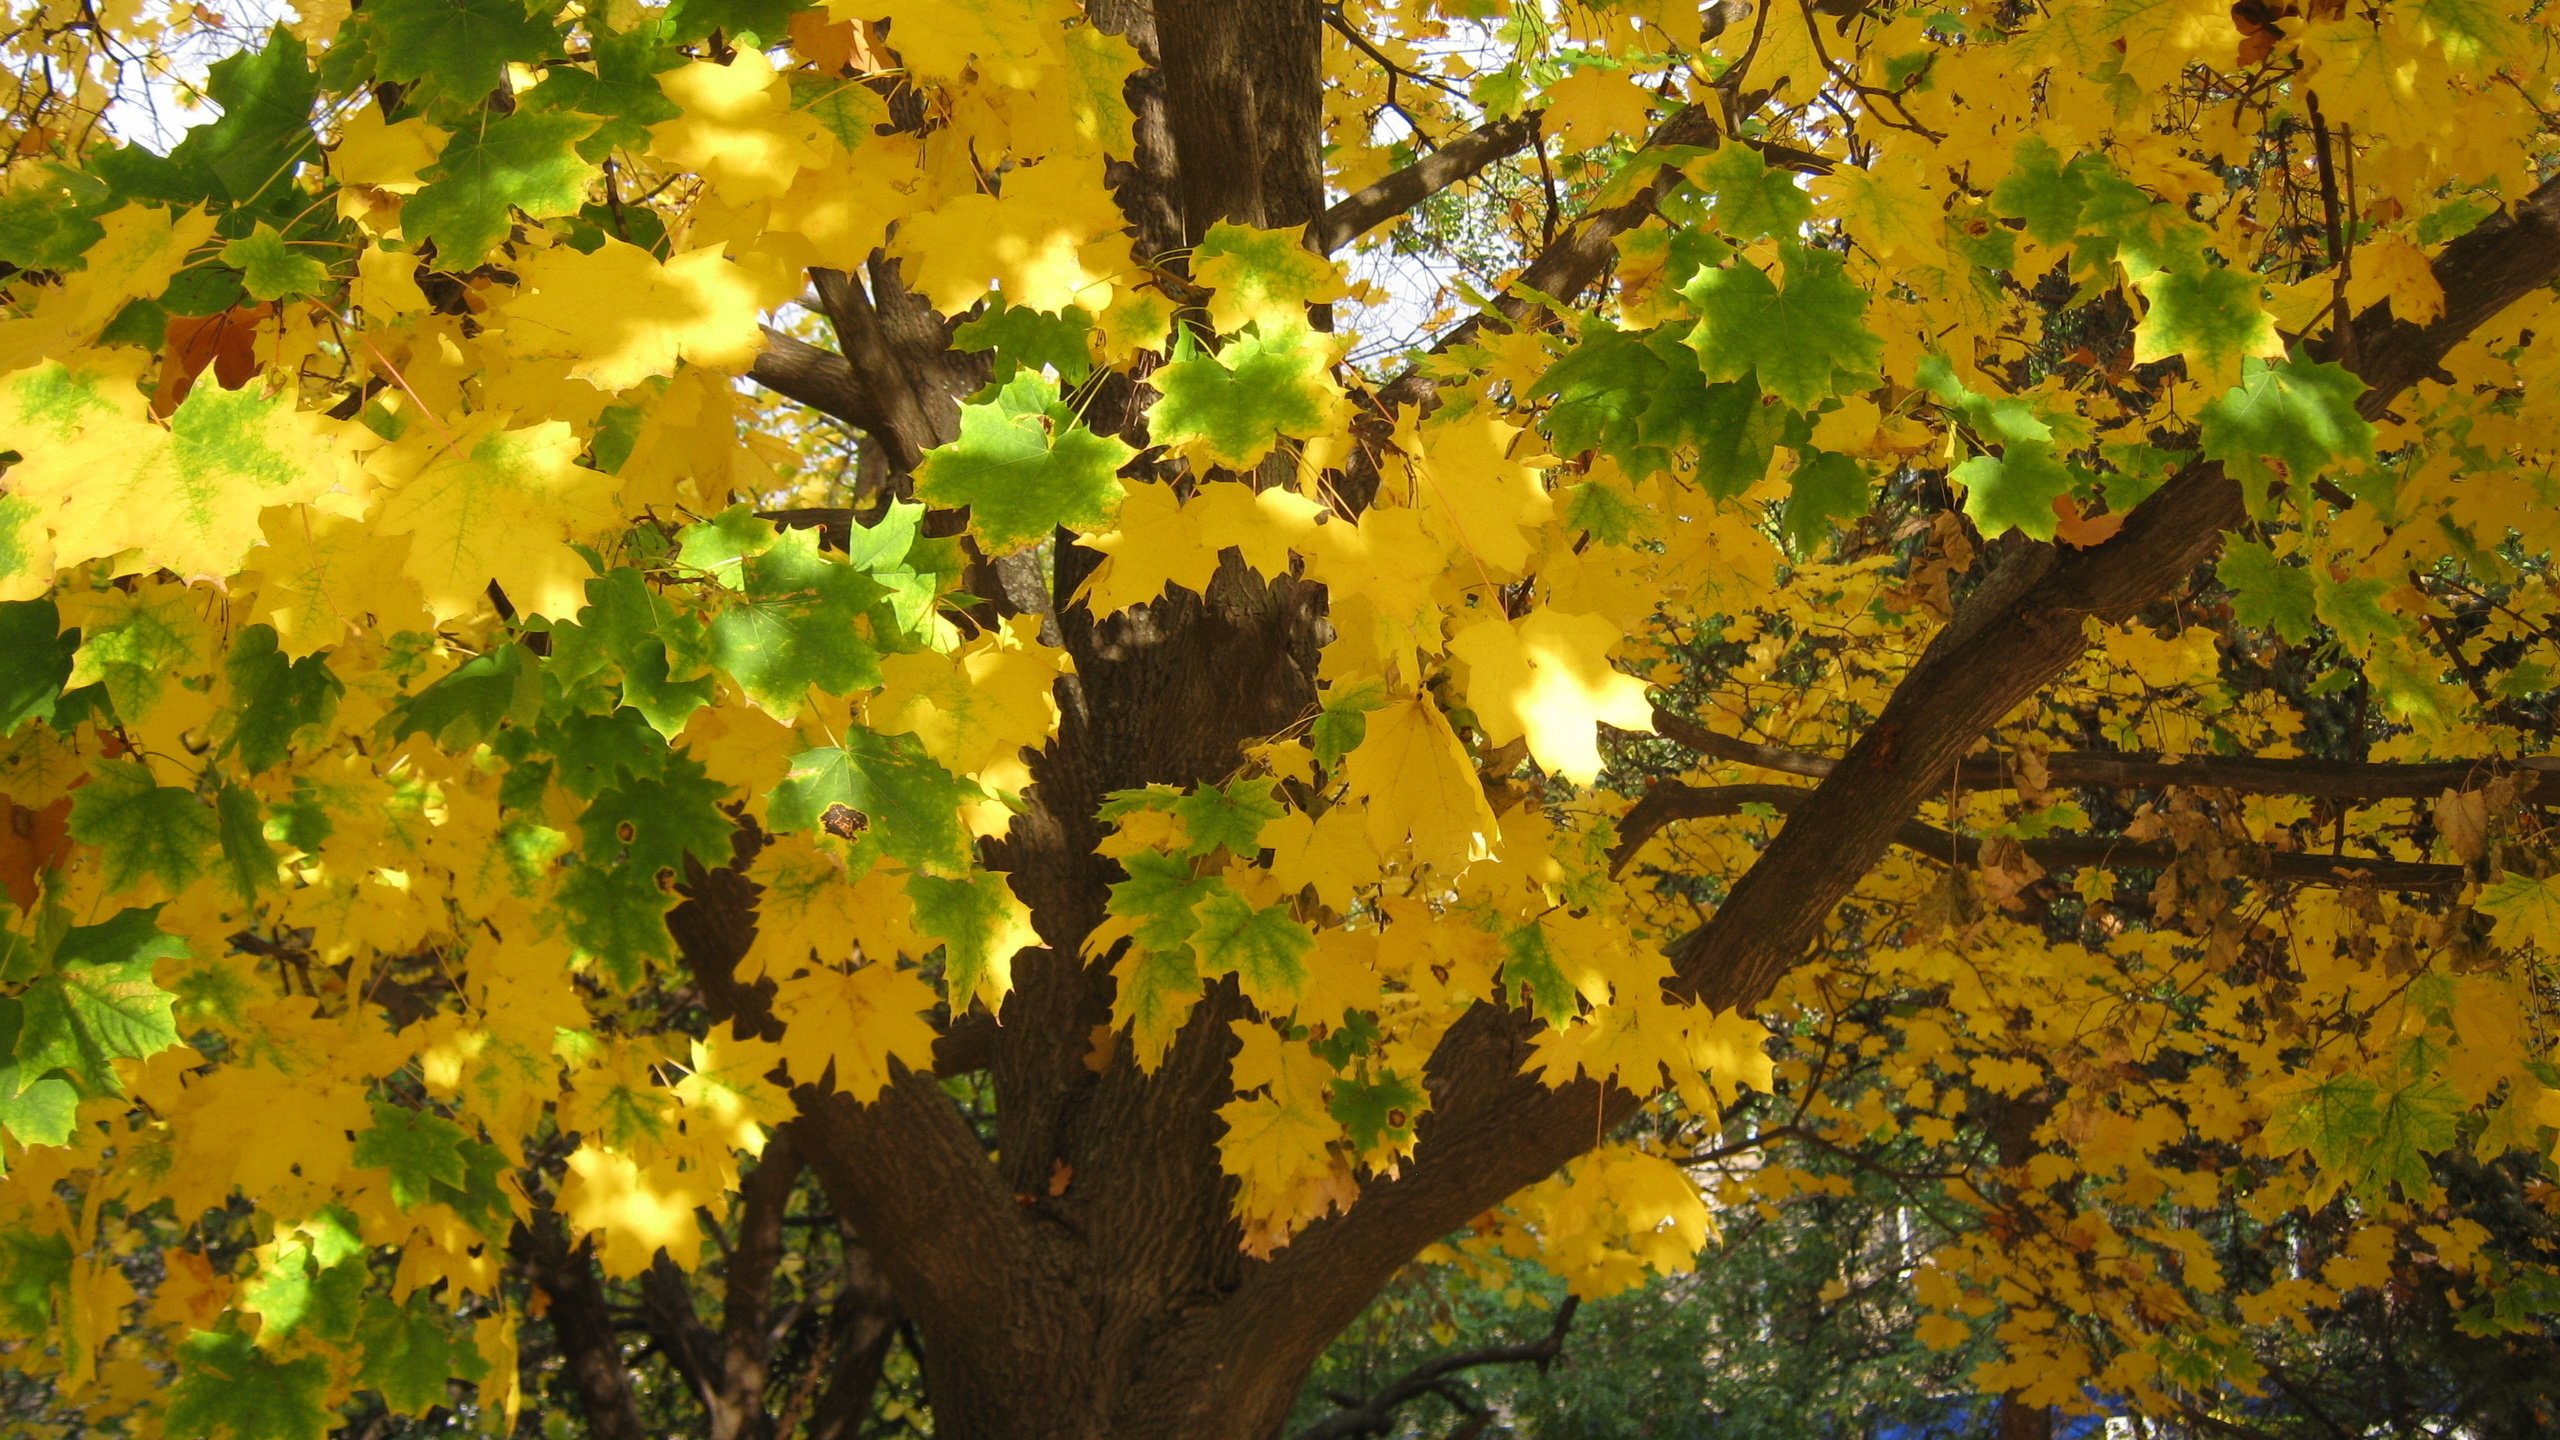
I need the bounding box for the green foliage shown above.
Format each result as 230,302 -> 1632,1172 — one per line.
915,373 -> 1134,552
1680,245 -> 1880,409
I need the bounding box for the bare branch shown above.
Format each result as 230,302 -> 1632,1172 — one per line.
1645,705 -> 2560,805
1294,1297 -> 1579,1440
1611,780 -> 2469,891
1309,113 -> 1540,256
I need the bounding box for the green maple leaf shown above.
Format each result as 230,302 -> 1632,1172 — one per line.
539,706 -> 668,798
907,870 -> 1026,1006
2132,266 -> 2280,392
357,1294 -> 484,1416
520,16 -> 683,161
242,1211 -> 366,1344
224,625 -> 340,773
1328,1070 -> 1422,1154
1685,143 -> 1813,242
2199,356 -> 2376,517
0,164 -> 110,271
391,643 -> 542,748
98,27 -> 317,215
1780,450 -> 1872,556
1311,680 -> 1387,770
405,109 -> 598,267
220,224 -> 330,300
578,755 -> 733,877
2316,575 -> 2403,656
1148,322 -> 1337,471
1171,779 -> 1285,857
1535,323 -> 1663,459
1951,441 -> 2076,541
1988,138 -> 2097,247
1190,220 -> 1347,333
2217,538 -> 2317,644
0,1062 -> 77,1155
666,0 -> 813,44
0,998 -> 80,1158
2076,170 -> 2209,282
0,1229 -> 70,1335
915,373 -> 1134,553
1107,851 -> 1220,956
707,528 -> 885,721
0,601 -> 74,735
13,907 -> 185,1097
368,0 -> 564,103
952,302 -> 1097,385
839,501 -> 956,647
768,730 -> 980,875
168,1327 -> 334,1440
558,862 -> 676,988
1188,889 -> 1311,1012
214,782 -> 275,903
1681,245 -> 1881,409
1499,921 -> 1579,1027
790,72 -> 890,151
675,505 -> 777,589
68,762 -> 217,895
351,1102 -> 470,1208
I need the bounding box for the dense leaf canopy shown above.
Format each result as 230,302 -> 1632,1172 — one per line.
0,0 -> 2554,1437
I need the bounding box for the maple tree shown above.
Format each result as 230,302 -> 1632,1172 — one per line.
0,0 -> 2557,1435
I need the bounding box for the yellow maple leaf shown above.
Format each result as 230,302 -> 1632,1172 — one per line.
558,1143 -> 715,1279
1393,411 -> 1552,577
243,504 -> 433,656
770,961 -> 942,1102
746,834 -> 924,977
2345,235 -> 2446,326
1217,1020 -> 1355,1256
370,414 -> 617,622
860,0 -> 1079,88
649,50 -> 829,202
0,207 -> 217,372
1447,609 -> 1653,785
1071,481 -> 1225,616
1343,690 -> 1498,872
1814,150 -> 1948,267
1540,67 -> 1656,152
0,353 -> 356,581
332,106 -> 445,193
503,239 -> 769,392
890,157 -> 1133,316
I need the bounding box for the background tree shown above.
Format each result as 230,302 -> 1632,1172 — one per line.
0,1 -> 2554,1438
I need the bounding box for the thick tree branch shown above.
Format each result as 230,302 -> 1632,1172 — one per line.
747,328 -> 875,431
710,1132 -> 807,1440
1309,113 -> 1540,255
512,1210 -> 649,1440
1610,780 -> 2469,891
1645,705 -> 2560,805
664,834 -> 1049,1383
1294,1297 -> 1579,1440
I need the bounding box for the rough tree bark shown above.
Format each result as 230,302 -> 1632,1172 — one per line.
691,0 -> 2560,1433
